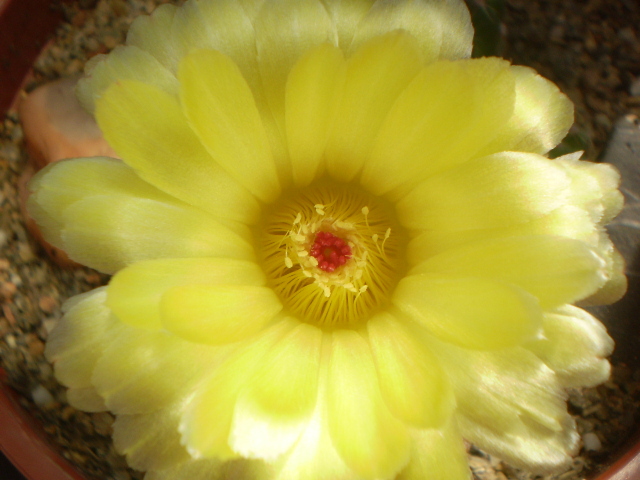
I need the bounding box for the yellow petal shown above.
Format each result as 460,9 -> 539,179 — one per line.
367,312 -> 454,428
362,58 -> 515,196
59,195 -> 253,274
170,0 -> 259,85
440,346 -> 570,434
412,235 -> 608,308
28,157 -> 253,273
398,418 -> 470,480
113,406 -> 191,472
428,338 -> 579,472
230,323 -> 323,460
66,388 -> 107,413
555,154 -> 624,224
45,288 -> 109,365
254,0 -> 337,184
231,387 -> 312,460
96,80 -> 260,224
45,288 -> 115,389
394,275 -> 542,350
407,205 -> 598,263
240,322 -> 322,419
77,45 -> 178,114
425,0 -> 473,60
160,285 -> 283,345
107,258 -> 266,330
179,49 -> 280,203
319,0 -> 374,51
272,338 -> 355,480
327,329 -> 410,479
168,0 -> 273,182
181,320 -> 296,459
229,399 -> 306,463
325,31 -> 423,182
28,157 -> 169,248
457,410 -> 578,474
397,151 -> 571,231
475,66 -> 574,157
91,327 -> 225,415
350,0 -> 472,62
581,240 -> 627,305
125,4 -> 180,72
285,43 -> 346,187
526,305 -> 613,388
254,0 -> 336,103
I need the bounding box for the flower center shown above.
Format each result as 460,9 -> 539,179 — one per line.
258,183 -> 406,327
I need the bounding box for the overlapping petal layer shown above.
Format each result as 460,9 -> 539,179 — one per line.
179,49 -> 281,203
107,258 -> 267,330
525,305 -> 614,387
33,1 -> 626,480
394,275 -> 542,350
96,80 -> 260,223
29,158 -> 253,274
326,329 -> 410,478
367,312 -> 454,427
44,288 -> 115,410
411,235 -> 607,308
427,335 -> 580,472
361,57 -> 515,196
325,31 -> 424,182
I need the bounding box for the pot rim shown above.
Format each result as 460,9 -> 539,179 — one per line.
0,370 -> 85,480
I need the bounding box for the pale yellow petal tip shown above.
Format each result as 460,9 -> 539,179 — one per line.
526,305 -> 614,388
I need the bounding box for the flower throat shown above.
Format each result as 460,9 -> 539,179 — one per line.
258,183 -> 406,327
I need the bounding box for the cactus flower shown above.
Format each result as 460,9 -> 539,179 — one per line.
30,0 -> 625,479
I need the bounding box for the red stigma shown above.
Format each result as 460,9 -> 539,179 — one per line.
309,231 -> 352,272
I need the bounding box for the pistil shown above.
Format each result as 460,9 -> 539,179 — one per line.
310,231 -> 352,272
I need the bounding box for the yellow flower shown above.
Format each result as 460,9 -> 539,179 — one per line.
30,0 -> 626,479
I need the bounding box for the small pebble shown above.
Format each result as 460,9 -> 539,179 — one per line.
92,412 -> 115,436
39,362 -> 53,378
38,295 -> 58,314
0,319 -> 9,337
618,27 -> 637,44
2,305 -> 16,325
10,273 -> 22,287
113,471 -> 132,480
583,432 -> 603,451
0,281 -> 17,299
0,143 -> 20,164
630,77 -> 640,97
18,243 -> 36,262
42,318 -> 58,333
31,384 -> 56,408
4,334 -> 16,348
61,405 -> 76,421
103,35 -> 118,49
595,113 -> 612,130
26,334 -> 46,357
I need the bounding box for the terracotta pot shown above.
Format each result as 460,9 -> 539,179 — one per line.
0,369 -> 84,480
1,1 -> 640,480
